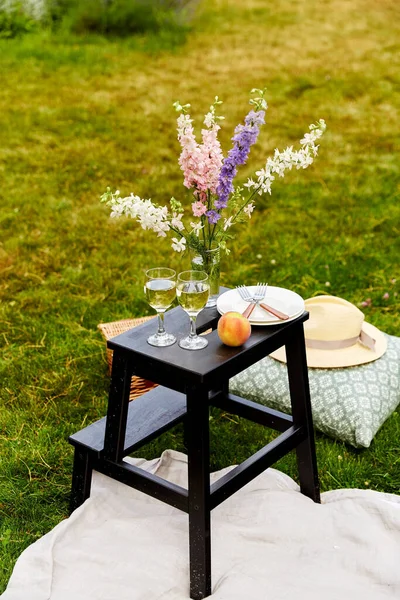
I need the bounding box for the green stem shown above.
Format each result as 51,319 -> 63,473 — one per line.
201,215 -> 206,246
169,224 -> 186,236
229,184 -> 262,226
207,191 -> 212,248
210,222 -> 217,247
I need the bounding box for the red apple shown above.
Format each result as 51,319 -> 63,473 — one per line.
217,311 -> 252,347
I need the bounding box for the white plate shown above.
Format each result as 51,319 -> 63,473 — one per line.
217,286 -> 305,326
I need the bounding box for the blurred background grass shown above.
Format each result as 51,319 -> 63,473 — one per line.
1,0 -> 400,591
0,0 -> 195,39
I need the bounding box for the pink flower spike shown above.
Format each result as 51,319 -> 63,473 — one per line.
198,191 -> 207,203
383,292 -> 390,300
192,201 -> 207,217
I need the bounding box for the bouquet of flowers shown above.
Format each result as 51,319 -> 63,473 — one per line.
101,88 -> 326,259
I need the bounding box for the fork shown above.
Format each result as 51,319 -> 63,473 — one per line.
253,282 -> 290,320
237,284 -> 290,320
236,285 -> 257,318
253,282 -> 268,304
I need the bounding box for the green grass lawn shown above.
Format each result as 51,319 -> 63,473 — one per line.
1,0 -> 400,591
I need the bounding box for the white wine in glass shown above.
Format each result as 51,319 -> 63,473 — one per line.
145,268 -> 176,347
176,270 -> 210,350
146,279 -> 176,311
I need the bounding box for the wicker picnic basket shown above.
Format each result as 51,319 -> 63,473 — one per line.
98,317 -> 158,401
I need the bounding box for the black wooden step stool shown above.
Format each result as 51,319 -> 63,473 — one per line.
69,297 -> 320,599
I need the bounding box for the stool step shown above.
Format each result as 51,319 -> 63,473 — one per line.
69,386 -> 187,458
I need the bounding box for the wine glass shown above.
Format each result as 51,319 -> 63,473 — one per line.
145,267 -> 176,347
176,270 -> 210,350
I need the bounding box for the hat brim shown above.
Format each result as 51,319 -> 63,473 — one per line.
270,321 -> 387,369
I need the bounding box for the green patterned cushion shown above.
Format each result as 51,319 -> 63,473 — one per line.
229,334 -> 400,448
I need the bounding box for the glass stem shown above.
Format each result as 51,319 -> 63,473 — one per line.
157,311 -> 166,336
189,316 -> 197,338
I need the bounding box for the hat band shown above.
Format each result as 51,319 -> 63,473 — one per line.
306,330 -> 376,351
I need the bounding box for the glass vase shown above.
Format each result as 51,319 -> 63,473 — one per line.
190,244 -> 220,308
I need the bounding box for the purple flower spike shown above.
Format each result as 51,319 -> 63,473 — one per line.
216,109 -> 265,209
206,210 -> 221,224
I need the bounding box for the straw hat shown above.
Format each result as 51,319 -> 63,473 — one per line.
270,295 -> 387,368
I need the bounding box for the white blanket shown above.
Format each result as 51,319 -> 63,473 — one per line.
2,450 -> 400,600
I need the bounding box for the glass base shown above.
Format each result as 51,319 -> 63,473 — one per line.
147,332 -> 176,347
178,335 -> 208,350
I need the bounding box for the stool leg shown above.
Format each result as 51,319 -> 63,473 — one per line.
103,349 -> 132,462
186,386 -> 211,599
285,323 -> 320,503
69,448 -> 93,514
